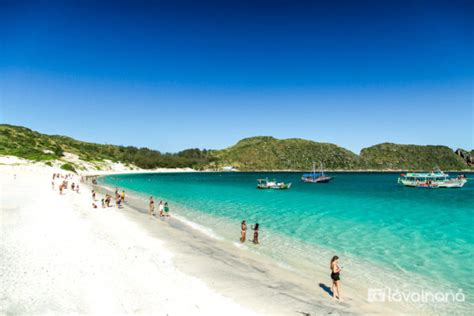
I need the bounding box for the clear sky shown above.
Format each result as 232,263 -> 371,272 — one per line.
1,0 -> 472,153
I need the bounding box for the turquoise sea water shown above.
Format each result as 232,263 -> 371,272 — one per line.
101,172 -> 474,310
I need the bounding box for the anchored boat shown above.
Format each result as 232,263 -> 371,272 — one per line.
398,170 -> 467,188
301,162 -> 334,183
257,178 -> 292,190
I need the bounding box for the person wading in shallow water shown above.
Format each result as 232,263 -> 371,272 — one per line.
330,255 -> 342,301
251,223 -> 259,244
149,196 -> 155,216
240,220 -> 247,242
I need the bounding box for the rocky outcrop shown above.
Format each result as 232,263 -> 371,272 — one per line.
455,149 -> 474,166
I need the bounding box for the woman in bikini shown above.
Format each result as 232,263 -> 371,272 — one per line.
251,223 -> 259,244
330,255 -> 342,300
240,220 -> 247,242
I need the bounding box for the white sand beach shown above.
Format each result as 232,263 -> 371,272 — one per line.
1,163 -> 411,315
0,164 -> 257,315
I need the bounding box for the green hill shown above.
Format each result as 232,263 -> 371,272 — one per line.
211,136 -> 361,170
0,124 -> 471,171
360,143 -> 469,170
0,124 -> 214,170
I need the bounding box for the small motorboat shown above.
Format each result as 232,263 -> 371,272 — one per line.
257,178 -> 292,189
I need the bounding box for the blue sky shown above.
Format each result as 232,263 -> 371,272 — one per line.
1,0 -> 472,153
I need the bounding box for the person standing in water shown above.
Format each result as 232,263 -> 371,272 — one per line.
330,255 -> 342,301
240,220 -> 247,242
149,197 -> 155,216
158,201 -> 164,217
251,223 -> 259,244
163,202 -> 170,217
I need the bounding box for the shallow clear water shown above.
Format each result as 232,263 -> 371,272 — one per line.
101,172 -> 474,309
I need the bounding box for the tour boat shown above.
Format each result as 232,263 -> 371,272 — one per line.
301,162 -> 334,183
257,178 -> 292,189
397,170 -> 467,188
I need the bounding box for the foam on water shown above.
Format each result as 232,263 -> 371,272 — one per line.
101,172 -> 474,313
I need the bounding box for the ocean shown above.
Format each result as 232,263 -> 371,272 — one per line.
100,172 -> 473,312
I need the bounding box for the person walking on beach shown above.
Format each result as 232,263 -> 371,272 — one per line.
92,190 -> 96,201
251,223 -> 260,244
240,220 -> 247,242
76,184 -> 80,193
149,197 -> 155,216
163,202 -> 170,217
117,195 -> 123,208
121,190 -> 125,202
158,201 -> 164,217
330,255 -> 342,301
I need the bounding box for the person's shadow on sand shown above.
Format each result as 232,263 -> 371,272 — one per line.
318,283 -> 333,297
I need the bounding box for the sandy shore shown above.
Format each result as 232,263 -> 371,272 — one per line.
0,165 -> 258,315
1,164 -> 411,315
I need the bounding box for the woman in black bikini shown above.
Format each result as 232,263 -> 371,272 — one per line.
240,220 -> 247,242
330,255 -> 342,300
251,223 -> 259,244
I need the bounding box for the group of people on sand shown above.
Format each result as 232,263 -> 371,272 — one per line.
240,220 -> 260,244
53,173 -> 79,195
91,188 -> 126,209
148,197 -> 170,217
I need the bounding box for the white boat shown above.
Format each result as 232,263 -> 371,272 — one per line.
257,178 -> 292,189
397,170 -> 467,188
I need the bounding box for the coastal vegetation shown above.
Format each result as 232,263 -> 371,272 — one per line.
0,124 -> 472,171
211,136 -> 361,170
359,143 -> 469,171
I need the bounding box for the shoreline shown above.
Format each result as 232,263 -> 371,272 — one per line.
2,163 -> 470,314
1,155 -> 472,176
0,165 -> 257,315
91,180 -> 377,315
81,169 -> 474,180
96,171 -> 473,315
94,175 -> 428,315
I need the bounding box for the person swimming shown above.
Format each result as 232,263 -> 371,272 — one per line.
251,223 -> 259,244
240,220 -> 247,242
330,255 -> 342,300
